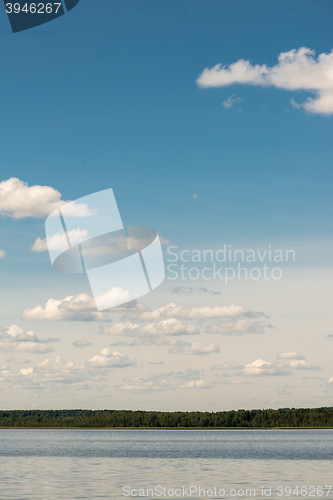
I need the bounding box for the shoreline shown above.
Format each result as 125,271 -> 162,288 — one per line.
1,426 -> 333,430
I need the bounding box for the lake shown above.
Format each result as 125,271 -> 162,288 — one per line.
0,429 -> 332,500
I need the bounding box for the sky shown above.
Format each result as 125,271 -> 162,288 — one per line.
0,0 -> 332,411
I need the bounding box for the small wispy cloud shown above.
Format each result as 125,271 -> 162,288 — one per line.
171,286 -> 221,296
221,94 -> 243,109
72,340 -> 93,348
168,340 -> 220,356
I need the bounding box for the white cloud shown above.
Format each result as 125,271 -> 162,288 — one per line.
30,236 -> 54,253
0,178 -> 97,219
31,229 -> 88,253
181,380 -> 210,389
329,377 -> 333,384
72,340 -> 93,348
101,318 -> 198,337
242,354 -> 322,377
0,178 -> 64,219
87,348 -> 134,368
0,250 -> 5,259
131,302 -> 266,322
118,369 -> 204,393
0,324 -> 38,342
0,325 -> 55,354
197,47 -> 333,114
0,349 -> 136,389
111,337 -> 212,351
94,287 -> 133,311
207,319 -> 272,335
277,352 -> 305,360
22,294 -> 111,322
221,94 -> 243,109
242,358 -> 291,377
168,340 -> 219,355
287,360 -> 322,370
59,201 -> 97,218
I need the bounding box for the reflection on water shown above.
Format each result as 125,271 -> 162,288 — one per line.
0,430 -> 332,500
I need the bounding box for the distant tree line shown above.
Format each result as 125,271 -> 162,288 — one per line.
0,407 -> 333,428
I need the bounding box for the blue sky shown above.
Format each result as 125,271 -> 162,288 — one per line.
1,0 -> 333,243
0,0 -> 332,410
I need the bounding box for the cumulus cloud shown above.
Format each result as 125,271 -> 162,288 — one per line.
242,354 -> 322,377
101,318 -> 198,337
131,302 -> 266,322
221,94 -> 243,109
168,340 -> 219,355
243,358 -> 291,377
0,178 -> 64,219
207,319 -> 272,335
197,47 -> 333,114
87,348 -> 134,368
0,250 -> 5,259
72,340 -> 93,348
22,294 -> 111,322
0,325 -> 55,354
0,178 -> 94,220
0,349 -> 136,389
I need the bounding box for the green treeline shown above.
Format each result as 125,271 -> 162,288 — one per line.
0,407 -> 333,428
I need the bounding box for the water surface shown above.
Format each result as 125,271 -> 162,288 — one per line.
0,429 -> 332,500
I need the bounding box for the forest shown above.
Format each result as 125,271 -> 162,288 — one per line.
0,407 -> 333,428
